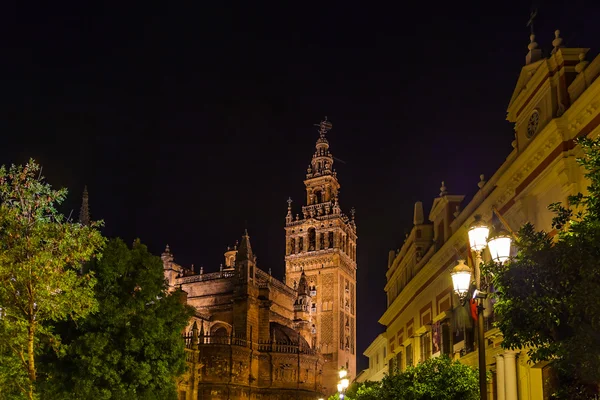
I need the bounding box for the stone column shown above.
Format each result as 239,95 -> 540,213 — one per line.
504,350 -> 518,400
495,354 -> 505,400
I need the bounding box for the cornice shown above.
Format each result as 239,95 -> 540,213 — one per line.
363,334 -> 387,356
379,240 -> 462,327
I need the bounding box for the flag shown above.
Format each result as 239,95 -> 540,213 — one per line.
469,298 -> 478,321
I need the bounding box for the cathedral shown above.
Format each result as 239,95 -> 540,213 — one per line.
164,118 -> 358,400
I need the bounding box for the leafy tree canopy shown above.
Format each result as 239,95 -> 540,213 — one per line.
39,238 -> 195,400
329,356 -> 479,400
483,137 -> 600,399
0,160 -> 105,400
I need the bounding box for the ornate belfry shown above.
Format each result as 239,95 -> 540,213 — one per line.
284,117 -> 358,394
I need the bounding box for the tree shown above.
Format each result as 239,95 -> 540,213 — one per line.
333,356 -> 479,400
0,160 -> 105,400
483,137 -> 600,399
39,238 -> 195,400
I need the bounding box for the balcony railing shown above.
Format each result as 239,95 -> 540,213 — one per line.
183,332 -> 319,356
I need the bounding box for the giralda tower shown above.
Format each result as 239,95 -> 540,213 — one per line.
284,118 -> 357,395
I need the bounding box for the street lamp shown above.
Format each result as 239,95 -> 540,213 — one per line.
451,214 -> 512,400
450,259 -> 471,301
337,367 -> 349,399
487,229 -> 512,264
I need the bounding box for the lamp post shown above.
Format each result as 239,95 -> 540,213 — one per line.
337,367 -> 349,399
451,214 -> 512,400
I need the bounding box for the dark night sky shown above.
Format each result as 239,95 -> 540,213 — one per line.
1,1 -> 599,370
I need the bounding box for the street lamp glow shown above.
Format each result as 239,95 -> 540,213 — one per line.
487,229 -> 512,263
338,367 -> 347,379
341,378 -> 349,389
451,259 -> 472,300
468,215 -> 490,252
337,383 -> 343,392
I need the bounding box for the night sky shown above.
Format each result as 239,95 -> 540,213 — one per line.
2,1 -> 599,371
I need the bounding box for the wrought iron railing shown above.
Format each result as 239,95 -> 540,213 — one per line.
183,332 -> 319,356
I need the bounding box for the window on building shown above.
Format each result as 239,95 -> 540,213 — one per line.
308,228 -> 316,251
442,322 -> 451,356
406,344 -> 413,367
420,332 -> 431,362
396,352 -> 403,373
328,231 -> 334,248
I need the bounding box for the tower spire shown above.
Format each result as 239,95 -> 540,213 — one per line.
79,185 -> 90,226
286,197 -> 293,224
306,117 -> 335,181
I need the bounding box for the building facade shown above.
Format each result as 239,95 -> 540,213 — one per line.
284,118 -> 358,393
362,31 -> 600,400
163,119 -> 357,399
359,334 -> 388,383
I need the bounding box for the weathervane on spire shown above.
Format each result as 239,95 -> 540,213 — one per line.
526,7 -> 538,35
314,116 -> 333,136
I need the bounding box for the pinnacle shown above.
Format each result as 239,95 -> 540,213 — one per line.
236,230 -> 254,262
79,185 -> 90,226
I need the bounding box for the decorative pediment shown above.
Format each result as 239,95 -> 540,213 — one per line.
507,59 -> 545,114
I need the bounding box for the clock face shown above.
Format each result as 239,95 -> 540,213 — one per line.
527,110 -> 540,139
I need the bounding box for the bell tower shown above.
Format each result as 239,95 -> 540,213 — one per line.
285,118 -> 357,395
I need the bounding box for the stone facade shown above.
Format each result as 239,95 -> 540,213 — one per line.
362,31 -> 600,400
285,118 -> 358,394
164,234 -> 325,400
163,118 -> 357,398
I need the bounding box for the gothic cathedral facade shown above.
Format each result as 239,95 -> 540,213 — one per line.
284,118 -> 358,393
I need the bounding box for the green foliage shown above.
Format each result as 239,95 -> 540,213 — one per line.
0,160 -> 106,399
482,137 -> 600,399
335,356 -> 479,400
39,238 -> 195,400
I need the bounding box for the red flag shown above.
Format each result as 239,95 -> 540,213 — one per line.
469,298 -> 478,321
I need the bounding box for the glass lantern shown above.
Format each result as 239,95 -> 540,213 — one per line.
487,229 -> 512,264
468,215 -> 490,252
451,259 -> 472,300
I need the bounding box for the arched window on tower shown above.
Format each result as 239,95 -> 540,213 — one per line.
328,231 -> 334,248
319,233 -> 325,250
314,190 -> 323,204
308,228 -> 316,251
290,238 -> 295,255
299,237 -> 304,252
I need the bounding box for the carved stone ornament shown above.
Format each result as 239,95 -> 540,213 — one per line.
526,109 -> 540,139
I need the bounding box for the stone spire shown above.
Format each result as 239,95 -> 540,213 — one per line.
306,117 -> 334,179
286,197 -> 293,224
526,34 -> 542,65
575,52 -> 589,74
161,244 -> 174,264
525,8 -> 541,65
439,181 -> 448,197
413,201 -> 424,225
79,185 -> 90,226
235,229 -> 254,262
551,30 -> 563,54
